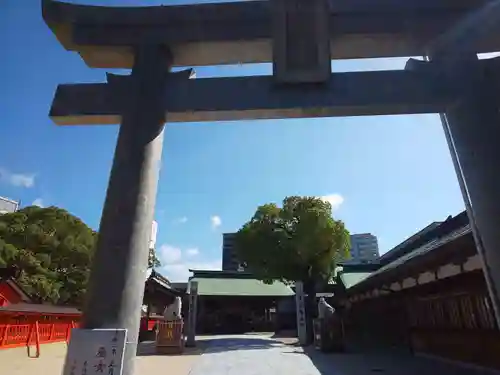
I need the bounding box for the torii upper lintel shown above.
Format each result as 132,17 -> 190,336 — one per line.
42,0 -> 499,69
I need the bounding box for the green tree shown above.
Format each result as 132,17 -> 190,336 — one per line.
148,247 -> 161,269
0,206 -> 97,306
235,196 -> 350,342
0,206 -> 161,306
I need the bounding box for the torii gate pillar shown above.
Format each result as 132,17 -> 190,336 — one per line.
440,56 -> 500,324
82,45 -> 171,375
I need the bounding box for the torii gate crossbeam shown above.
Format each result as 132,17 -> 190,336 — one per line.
42,0 -> 500,68
49,61 -> 500,125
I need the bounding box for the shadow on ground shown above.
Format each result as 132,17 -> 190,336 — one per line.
136,335 -> 284,356
294,345 -> 497,375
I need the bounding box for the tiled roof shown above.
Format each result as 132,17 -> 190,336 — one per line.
0,303 -> 81,315
339,272 -> 372,289
188,277 -> 294,297
348,224 -> 471,290
378,222 -> 442,264
5,279 -> 32,302
378,211 -> 468,266
146,269 -> 183,296
148,269 -> 172,289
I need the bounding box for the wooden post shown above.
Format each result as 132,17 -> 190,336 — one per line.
49,323 -> 55,341
0,324 -> 9,347
186,281 -> 198,347
66,322 -> 71,344
27,321 -> 41,358
295,281 -> 307,345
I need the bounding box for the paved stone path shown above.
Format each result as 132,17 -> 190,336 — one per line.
189,334 -> 499,375
2,334 -> 499,375
0,340 -> 204,375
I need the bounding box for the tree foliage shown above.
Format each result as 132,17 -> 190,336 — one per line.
0,206 -> 97,306
0,206 -> 162,306
148,247 -> 161,269
235,196 -> 350,286
235,196 -> 350,343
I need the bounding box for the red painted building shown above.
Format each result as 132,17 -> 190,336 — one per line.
0,276 -> 31,307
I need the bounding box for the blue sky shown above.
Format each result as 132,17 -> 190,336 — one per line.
2,0 -> 492,281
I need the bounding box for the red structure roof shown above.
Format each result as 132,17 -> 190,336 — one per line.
0,278 -> 32,307
0,303 -> 81,316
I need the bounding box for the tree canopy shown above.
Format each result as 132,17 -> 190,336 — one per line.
0,206 -> 97,306
0,205 -> 161,306
235,196 -> 350,287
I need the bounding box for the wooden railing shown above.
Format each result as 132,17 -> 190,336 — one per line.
0,320 -> 77,357
0,311 -> 161,356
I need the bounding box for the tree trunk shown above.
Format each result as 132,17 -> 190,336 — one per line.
303,279 -> 317,345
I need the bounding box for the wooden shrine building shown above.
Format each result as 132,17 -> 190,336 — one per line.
335,211 -> 500,370
140,270 -> 184,337
143,269 -> 183,316
0,267 -> 32,307
187,270 -> 294,334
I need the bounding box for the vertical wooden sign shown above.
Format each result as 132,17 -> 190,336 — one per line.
294,281 -> 307,345
186,280 -> 198,347
62,329 -> 127,375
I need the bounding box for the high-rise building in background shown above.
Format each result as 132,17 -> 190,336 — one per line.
344,233 -> 380,264
223,231 -> 380,268
222,232 -> 241,271
0,196 -> 19,215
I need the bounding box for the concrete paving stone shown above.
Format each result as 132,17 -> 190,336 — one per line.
0,339 -> 206,375
190,333 -> 500,375
2,333 -> 499,375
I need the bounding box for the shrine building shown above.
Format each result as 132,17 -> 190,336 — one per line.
187,270 -> 294,334
335,210 -> 500,370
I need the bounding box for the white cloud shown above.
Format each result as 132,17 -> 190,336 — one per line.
185,248 -> 199,257
320,193 -> 344,211
0,167 -> 35,188
156,243 -> 219,281
210,215 -> 222,229
160,259 -> 221,282
174,216 -> 188,224
32,198 -> 44,207
158,244 -> 182,264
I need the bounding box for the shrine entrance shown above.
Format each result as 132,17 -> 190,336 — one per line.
42,1 -> 500,374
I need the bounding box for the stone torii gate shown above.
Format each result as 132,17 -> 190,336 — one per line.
42,0 -> 500,374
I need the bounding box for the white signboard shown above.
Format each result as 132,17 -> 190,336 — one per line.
149,220 -> 158,250
62,328 -> 127,375
295,281 -> 307,345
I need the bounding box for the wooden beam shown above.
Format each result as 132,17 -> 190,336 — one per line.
42,0 -> 499,68
49,69 -> 456,125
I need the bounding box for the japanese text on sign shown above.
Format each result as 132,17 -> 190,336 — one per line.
62,328 -> 127,375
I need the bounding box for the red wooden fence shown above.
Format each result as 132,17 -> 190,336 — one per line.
0,305 -> 165,358
0,320 -> 77,357
0,303 -> 80,356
